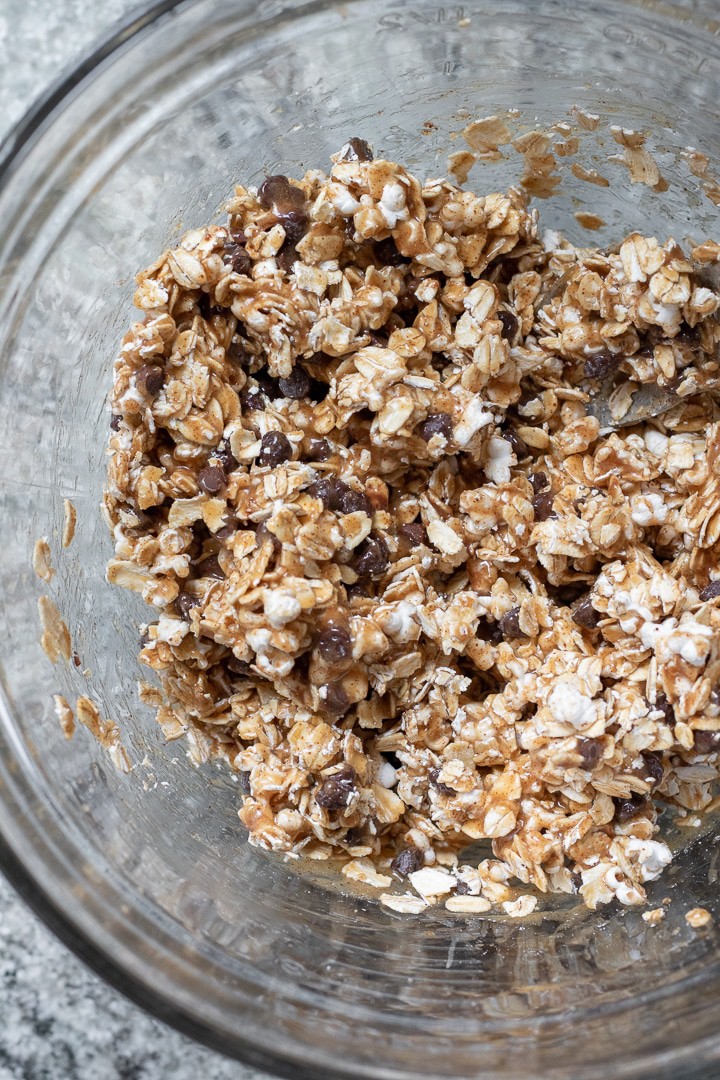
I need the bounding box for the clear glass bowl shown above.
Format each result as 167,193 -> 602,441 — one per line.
1,1 -> 720,1077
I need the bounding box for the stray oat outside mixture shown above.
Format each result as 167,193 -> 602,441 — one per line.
103,137 -> 720,913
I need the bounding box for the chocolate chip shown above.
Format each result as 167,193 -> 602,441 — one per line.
399,521 -> 427,547
277,366 -> 311,399
213,440 -> 238,472
700,580 -> 720,602
346,582 -> 369,601
499,606 -> 524,640
584,349 -> 619,380
418,412 -> 453,442
637,751 -> 664,787
317,626 -> 353,664
258,431 -> 292,467
215,516 -> 239,540
277,208 -> 308,245
693,730 -> 720,753
223,241 -> 252,275
455,880 -> 471,895
342,137 -> 374,162
653,693 -> 675,725
428,767 -> 455,796
307,476 -> 349,511
351,533 -> 390,578
530,471 -> 548,494
241,387 -> 267,412
110,413 -> 122,431
572,597 -> 600,628
277,244 -> 298,273
307,437 -> 331,461
390,847 -> 424,877
228,340 -> 252,366
197,465 -> 226,495
532,489 -> 555,522
72,653 -> 82,668
374,237 -> 409,266
613,793 -> 648,823
576,737 -> 603,769
136,364 -> 164,396
196,554 -> 224,579
257,174 -> 297,210
504,427 -> 528,457
497,310 -> 519,342
322,681 -> 352,716
175,592 -> 199,620
339,487 -> 372,516
315,765 -> 356,808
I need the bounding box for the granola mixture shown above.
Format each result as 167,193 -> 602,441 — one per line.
103,139 -> 720,912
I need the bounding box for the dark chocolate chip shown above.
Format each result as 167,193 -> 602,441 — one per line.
351,533 -> 390,578
572,597 -> 600,628
136,364 -> 164,396
693,729 -> 720,753
418,412 -> 453,442
339,487 -> 372,516
307,476 -> 349,511
241,387 -> 268,412
455,880 -> 471,895
399,522 -> 428,547
277,208 -> 308,245
532,489 -> 555,522
277,366 -> 311,400
197,465 -> 226,495
317,626 -> 353,664
315,765 -> 356,808
499,606 -> 524,641
257,174 -> 302,211
175,592 -> 199,620
530,471 -> 549,494
322,681 -> 352,717
215,516 -> 239,540
228,339 -> 252,365
576,737 -> 603,770
342,137 -> 374,162
258,431 -> 292,467
497,310 -> 520,343
613,793 -> 648,823
638,751 -> 664,787
196,554 -> 224,579
700,580 -> 720,602
391,847 -> 424,877
428,767 -> 455,796
307,437 -> 331,461
584,349 -> 619,380
227,244 -> 252,275
653,693 -> 675,725
213,440 -> 238,472
110,413 -> 122,431
504,427 -> 528,457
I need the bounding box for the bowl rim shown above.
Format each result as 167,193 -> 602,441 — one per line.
2,2 -> 720,1079
0,6 -> 310,1074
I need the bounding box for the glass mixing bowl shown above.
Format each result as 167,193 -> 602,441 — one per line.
1,1 -> 720,1077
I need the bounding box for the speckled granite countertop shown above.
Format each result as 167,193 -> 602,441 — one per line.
0,10 -> 267,1078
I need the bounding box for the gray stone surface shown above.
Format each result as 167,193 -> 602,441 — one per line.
0,3 -> 267,1078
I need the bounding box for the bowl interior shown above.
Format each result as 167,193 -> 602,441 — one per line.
1,1 -> 720,1078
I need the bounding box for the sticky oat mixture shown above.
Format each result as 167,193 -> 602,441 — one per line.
104,139 -> 720,912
